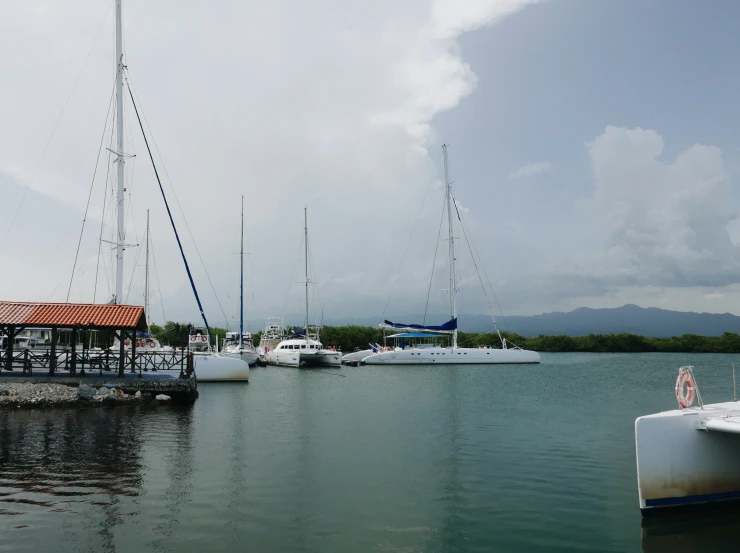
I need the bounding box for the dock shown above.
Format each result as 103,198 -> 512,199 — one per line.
0,301 -> 198,405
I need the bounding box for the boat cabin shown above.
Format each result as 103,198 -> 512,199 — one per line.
388,332 -> 449,350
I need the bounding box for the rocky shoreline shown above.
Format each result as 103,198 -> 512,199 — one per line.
0,381 -> 172,409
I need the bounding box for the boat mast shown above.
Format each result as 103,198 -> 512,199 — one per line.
443,144 -> 457,348
304,206 -> 309,344
114,0 -> 125,304
240,195 -> 244,348
144,209 -> 150,334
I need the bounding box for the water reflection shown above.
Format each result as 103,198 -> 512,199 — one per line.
640,510 -> 740,553
0,405 -> 194,551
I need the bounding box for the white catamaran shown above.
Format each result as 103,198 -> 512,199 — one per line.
265,208 -> 341,368
360,144 -> 540,365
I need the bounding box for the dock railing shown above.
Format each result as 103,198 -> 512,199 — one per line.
0,347 -> 194,379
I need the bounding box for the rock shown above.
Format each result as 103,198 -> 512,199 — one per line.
77,384 -> 95,400
115,389 -> 123,398
134,391 -> 142,398
155,394 -> 171,401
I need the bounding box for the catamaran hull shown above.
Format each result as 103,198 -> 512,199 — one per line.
342,349 -> 374,363
267,350 -> 341,368
636,401 -> 740,515
361,347 -> 540,365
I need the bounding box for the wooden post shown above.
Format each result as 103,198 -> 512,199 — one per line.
105,347 -> 109,374
130,329 -> 137,374
70,326 -> 77,375
23,349 -> 30,375
49,328 -> 57,376
5,325 -> 15,372
118,329 -> 125,377
79,328 -> 86,376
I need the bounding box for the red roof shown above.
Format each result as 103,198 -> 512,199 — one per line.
0,302 -> 146,329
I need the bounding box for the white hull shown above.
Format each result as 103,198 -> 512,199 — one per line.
267,349 -> 341,368
636,401 -> 740,514
221,349 -> 260,366
361,346 -> 540,365
342,349 -> 374,363
193,353 -> 250,381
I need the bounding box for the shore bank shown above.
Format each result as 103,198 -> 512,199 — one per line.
0,378 -> 196,409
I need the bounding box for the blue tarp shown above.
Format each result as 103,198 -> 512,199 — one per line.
292,327 -> 306,336
383,318 -> 457,332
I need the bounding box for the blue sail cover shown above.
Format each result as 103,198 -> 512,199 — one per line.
292,327 -> 307,336
383,318 -> 457,332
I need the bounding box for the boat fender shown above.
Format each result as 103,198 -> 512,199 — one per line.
675,367 -> 696,409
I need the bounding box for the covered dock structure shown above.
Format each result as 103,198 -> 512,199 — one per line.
0,301 -> 193,380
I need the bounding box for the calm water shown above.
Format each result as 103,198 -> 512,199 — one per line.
2,353 -> 740,552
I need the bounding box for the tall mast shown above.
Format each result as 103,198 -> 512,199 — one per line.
114,0 -> 125,304
240,195 -> 244,348
304,206 -> 309,344
144,209 -> 150,334
443,144 -> 457,348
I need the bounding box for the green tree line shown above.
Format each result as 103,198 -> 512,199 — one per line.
149,322 -> 740,354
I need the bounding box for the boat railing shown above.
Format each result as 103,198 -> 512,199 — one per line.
0,347 -> 195,379
672,363 -> 740,409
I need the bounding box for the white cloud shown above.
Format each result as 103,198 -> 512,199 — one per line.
575,125 -> 740,288
0,0 -> 545,323
508,161 -> 553,178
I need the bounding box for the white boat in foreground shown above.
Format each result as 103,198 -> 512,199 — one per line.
635,365 -> 740,515
361,144 -> 539,366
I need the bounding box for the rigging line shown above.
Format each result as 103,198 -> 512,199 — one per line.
281,229 -> 305,319
93,142 -> 113,304
423,199 -> 447,325
456,199 -> 511,333
67,81 -> 116,302
127,81 -> 213,341
149,229 -> 167,323
380,162 -> 439,320
0,0 -> 115,260
124,232 -> 143,304
126,74 -> 229,331
452,196 -> 504,341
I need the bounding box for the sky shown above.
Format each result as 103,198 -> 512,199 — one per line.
2,0 -> 740,330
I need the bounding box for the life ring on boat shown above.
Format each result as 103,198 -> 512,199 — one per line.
124,340 -> 131,347
149,342 -> 156,348
675,368 -> 696,409
201,335 -> 208,342
264,346 -> 270,352
189,335 -> 197,343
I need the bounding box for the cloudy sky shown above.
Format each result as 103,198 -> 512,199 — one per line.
2,0 -> 740,329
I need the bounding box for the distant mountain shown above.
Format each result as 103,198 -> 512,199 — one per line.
461,304 -> 740,337
240,304 -> 740,338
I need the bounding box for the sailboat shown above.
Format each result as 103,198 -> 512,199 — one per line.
101,0 -> 249,381
265,208 -> 341,367
221,196 -> 259,365
362,144 -> 540,365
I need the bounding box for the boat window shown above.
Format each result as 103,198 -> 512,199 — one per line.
301,345 -> 306,349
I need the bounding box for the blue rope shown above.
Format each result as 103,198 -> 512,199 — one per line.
126,83 -> 212,343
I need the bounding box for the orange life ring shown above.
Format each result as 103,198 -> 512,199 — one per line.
675,368 -> 696,409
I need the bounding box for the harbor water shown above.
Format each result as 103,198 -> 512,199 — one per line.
2,352 -> 740,552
